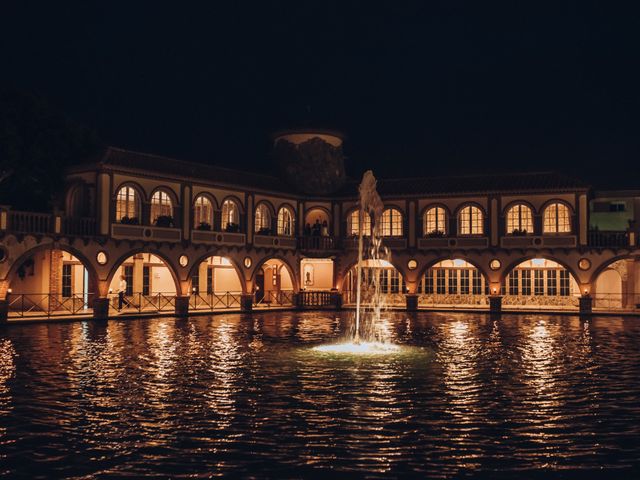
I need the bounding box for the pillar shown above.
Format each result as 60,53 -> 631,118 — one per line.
97,172 -> 110,235
198,261 -> 208,294
579,295 -> 593,315
92,297 -> 110,320
405,293 -> 419,311
489,295 -> 502,314
133,254 -> 144,294
331,289 -> 343,310
241,293 -> 253,312
175,295 -> 190,317
0,299 -> 7,323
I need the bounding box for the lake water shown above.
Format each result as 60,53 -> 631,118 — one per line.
1,311 -> 640,478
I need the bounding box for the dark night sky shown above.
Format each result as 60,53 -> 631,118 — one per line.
2,1 -> 640,189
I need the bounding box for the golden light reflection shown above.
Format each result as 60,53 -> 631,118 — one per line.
0,339 -> 16,440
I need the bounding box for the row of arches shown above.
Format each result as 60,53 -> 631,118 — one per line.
346,201 -> 573,237
4,242 -> 637,317
95,183 -> 576,238
5,246 -> 297,317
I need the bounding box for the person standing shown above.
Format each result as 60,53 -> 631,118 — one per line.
118,275 -> 127,311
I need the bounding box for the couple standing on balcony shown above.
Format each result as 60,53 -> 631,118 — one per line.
305,219 -> 329,237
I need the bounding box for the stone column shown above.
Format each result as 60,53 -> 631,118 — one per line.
97,172 -> 110,235
92,297 -> 110,320
133,254 -> 144,294
405,293 -> 419,311
241,293 -> 254,312
579,295 -> 593,315
175,295 -> 190,317
331,289 -> 343,310
489,295 -> 502,314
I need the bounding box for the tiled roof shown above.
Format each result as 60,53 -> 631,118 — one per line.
79,147 -> 590,197
336,171 -> 590,197
94,147 -> 286,192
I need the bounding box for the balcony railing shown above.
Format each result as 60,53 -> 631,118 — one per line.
588,230 -> 628,248
298,236 -> 339,251
7,211 -> 54,234
62,217 -> 97,236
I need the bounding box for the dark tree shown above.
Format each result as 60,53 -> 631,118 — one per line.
0,88 -> 102,211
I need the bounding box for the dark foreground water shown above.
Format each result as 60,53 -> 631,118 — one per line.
1,312 -> 640,479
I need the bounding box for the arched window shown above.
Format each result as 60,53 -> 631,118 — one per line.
543,202 -> 571,233
221,199 -> 240,231
255,203 -> 272,234
424,206 -> 447,236
458,205 -> 484,235
348,209 -> 371,236
193,195 -> 213,228
380,208 -> 403,236
150,190 -> 173,223
506,204 -> 533,234
277,206 -> 295,236
116,185 -> 140,223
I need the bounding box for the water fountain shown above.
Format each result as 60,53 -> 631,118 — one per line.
314,171 -> 400,355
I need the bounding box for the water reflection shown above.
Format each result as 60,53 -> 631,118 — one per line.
1,312 -> 640,477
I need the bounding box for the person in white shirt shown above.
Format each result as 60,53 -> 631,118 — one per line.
117,275 -> 127,311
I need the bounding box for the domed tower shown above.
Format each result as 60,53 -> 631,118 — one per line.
272,129 -> 347,195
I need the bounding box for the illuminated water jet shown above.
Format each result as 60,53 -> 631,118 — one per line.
314,170 -> 398,354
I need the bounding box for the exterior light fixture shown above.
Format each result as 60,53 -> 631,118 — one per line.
492,287 -> 497,294
578,258 -> 591,271
7,288 -> 12,294
96,251 -> 108,265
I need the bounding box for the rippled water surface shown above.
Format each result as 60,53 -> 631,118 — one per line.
1,312 -> 640,478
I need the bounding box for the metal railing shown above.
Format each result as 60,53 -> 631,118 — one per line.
7,211 -> 54,234
254,290 -> 295,307
111,292 -> 176,313
418,293 -> 489,309
592,293 -> 640,310
298,236 -> 339,250
502,294 -> 580,310
298,290 -> 334,307
8,293 -> 94,318
189,291 -> 242,310
62,217 -> 97,236
588,230 -> 628,248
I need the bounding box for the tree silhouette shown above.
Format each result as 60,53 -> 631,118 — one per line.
0,88 -> 102,211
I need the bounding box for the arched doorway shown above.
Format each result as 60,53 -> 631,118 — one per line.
592,258 -> 639,310
108,253 -> 178,314
304,208 -> 331,236
417,259 -> 489,309
502,258 -> 580,311
254,258 -> 295,307
189,255 -> 244,310
8,248 -> 96,318
343,259 -> 405,307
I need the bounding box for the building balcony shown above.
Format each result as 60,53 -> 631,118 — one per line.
500,234 -> 576,249
111,223 -> 181,242
588,230 -> 628,248
418,236 -> 488,249
254,234 -> 297,249
191,229 -> 246,246
343,236 -> 408,250
298,236 -> 340,252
